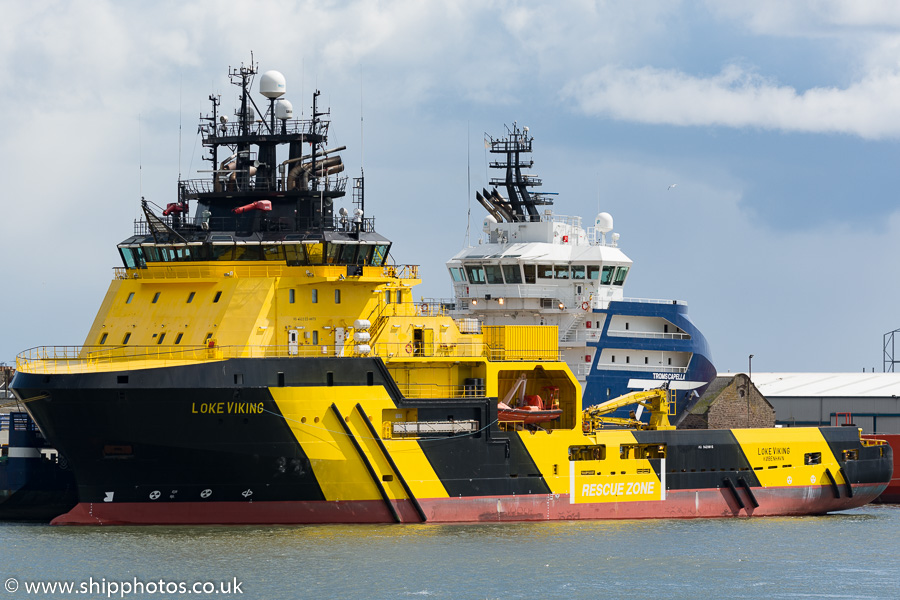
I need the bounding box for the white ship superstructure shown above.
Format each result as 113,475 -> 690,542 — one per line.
447,124 -> 715,414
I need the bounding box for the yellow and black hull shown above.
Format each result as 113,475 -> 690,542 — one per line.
12,357 -> 891,525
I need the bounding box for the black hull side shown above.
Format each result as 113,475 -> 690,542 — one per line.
13,357 -> 550,505
13,358 -> 375,505
12,359 -> 891,524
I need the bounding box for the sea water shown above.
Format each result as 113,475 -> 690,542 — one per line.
2,505 -> 899,599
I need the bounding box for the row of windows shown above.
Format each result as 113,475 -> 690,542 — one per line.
120,242 -> 390,269
569,444 -> 668,461
125,291 -> 223,305
99,331 -> 215,346
99,329 -> 338,347
126,286 -> 350,307
450,264 -> 629,286
608,356 -> 674,365
289,289 -> 342,304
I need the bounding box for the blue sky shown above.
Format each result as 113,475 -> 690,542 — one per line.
2,0 -> 899,375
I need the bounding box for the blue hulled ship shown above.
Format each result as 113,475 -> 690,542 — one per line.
446,124 -> 716,418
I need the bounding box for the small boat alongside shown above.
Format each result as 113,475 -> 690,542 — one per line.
0,411 -> 77,521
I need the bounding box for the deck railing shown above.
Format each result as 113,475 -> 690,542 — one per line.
606,329 -> 691,341
16,340 -> 563,375
113,263 -> 419,281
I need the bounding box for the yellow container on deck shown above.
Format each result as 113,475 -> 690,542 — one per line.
482,325 -> 558,361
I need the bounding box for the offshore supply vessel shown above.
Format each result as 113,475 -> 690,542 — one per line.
446,124 -> 715,416
0,411 -> 77,520
11,61 -> 892,525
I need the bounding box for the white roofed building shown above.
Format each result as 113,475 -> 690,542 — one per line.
740,372 -> 900,434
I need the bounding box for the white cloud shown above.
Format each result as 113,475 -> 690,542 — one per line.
708,0 -> 900,36
563,63 -> 900,139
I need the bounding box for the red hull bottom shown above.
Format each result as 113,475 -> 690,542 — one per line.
864,434 -> 900,503
51,483 -> 886,525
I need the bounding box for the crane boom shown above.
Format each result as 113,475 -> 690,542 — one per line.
582,387 -> 676,432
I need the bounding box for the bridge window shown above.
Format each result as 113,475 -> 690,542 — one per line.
601,266 -> 615,284
210,245 -> 234,261
465,265 -> 486,284
485,265 -> 504,284
340,244 -> 359,264
449,267 -> 465,282
284,244 -> 303,265
213,291 -> 222,303
126,292 -> 134,304
122,333 -> 131,345
554,265 -> 570,279
157,332 -> 166,345
152,292 -> 160,304
142,246 -> 161,262
538,264 -> 554,279
523,264 -> 536,284
174,333 -> 183,345
325,243 -> 341,264
99,333 -> 108,345
502,265 -> 522,284
587,265 -> 600,280
372,245 -> 389,267
187,292 -> 195,304
263,245 -> 286,261
613,267 -> 629,286
572,266 -> 585,280
306,243 -> 324,264
234,246 -> 262,261
119,247 -> 144,269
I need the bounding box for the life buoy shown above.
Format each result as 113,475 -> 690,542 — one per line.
406,342 -> 413,354
581,302 -> 590,311
420,302 -> 428,313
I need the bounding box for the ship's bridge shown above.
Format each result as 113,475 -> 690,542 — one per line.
118,210 -> 391,270
447,234 -> 632,311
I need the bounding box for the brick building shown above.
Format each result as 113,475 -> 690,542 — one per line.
678,373 -> 775,429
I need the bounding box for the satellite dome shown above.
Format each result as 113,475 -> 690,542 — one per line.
595,212 -> 613,233
483,214 -> 497,233
260,70 -> 286,99
275,99 -> 293,120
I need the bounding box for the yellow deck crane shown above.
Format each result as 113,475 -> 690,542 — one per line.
582,387 -> 677,433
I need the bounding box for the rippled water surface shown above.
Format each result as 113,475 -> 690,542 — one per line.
3,505 -> 900,599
